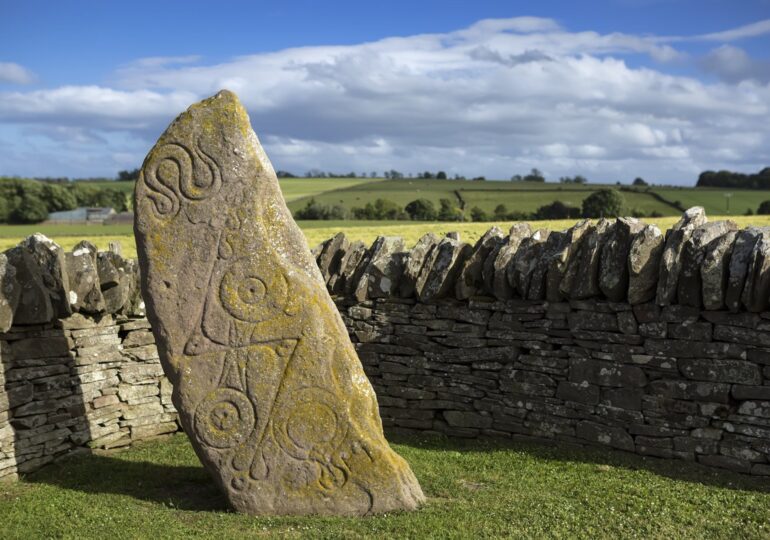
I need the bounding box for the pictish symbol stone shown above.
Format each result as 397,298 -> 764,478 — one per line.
134,90 -> 424,516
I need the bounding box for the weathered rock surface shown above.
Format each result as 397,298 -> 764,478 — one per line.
741,231 -> 770,312
677,221 -> 737,308
510,229 -> 549,299
456,227 -> 503,300
726,228 -> 764,312
66,240 -> 105,314
700,230 -> 738,310
6,233 -> 71,324
0,254 -> 20,332
355,236 -> 405,300
490,223 -> 531,301
628,224 -> 664,305
416,237 -> 470,302
97,251 -> 133,314
330,240 -> 367,296
600,218 -> 644,301
657,207 -> 707,305
400,233 -> 439,298
546,220 -> 591,302
134,90 -> 423,515
316,232 -> 349,285
563,218 -> 611,300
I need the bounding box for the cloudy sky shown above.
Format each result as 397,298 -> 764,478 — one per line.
1,0 -> 769,184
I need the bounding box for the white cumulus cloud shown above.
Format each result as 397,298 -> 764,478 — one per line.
0,17 -> 768,182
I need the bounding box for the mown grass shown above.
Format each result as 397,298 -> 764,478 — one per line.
0,433 -> 767,539
3,215 -> 770,259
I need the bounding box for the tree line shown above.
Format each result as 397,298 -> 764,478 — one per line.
295,189 -> 640,222
0,178 -> 130,224
696,167 -> 770,189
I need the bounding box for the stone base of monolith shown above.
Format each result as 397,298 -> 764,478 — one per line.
134,90 -> 424,515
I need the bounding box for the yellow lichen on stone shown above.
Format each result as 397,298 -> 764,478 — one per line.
134,90 -> 424,516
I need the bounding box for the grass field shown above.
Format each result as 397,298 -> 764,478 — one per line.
76,177 -> 379,202
73,177 -> 770,217
0,433 -> 767,538
284,178 -> 770,217
3,215 -> 770,259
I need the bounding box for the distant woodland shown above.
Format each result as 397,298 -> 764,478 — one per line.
696,167 -> 770,189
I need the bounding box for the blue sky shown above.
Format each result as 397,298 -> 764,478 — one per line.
1,0 -> 769,183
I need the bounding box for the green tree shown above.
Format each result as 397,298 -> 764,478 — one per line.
12,194 -> 48,223
438,198 -> 463,221
405,199 -> 438,221
493,204 -> 509,220
524,168 -> 545,182
41,183 -> 77,212
470,206 -> 488,222
436,171 -> 447,180
116,168 -> 140,181
534,201 -> 580,219
582,189 -> 624,218
757,201 -> 770,215
632,177 -> 648,186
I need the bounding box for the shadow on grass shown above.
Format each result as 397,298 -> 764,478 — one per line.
26,450 -> 229,512
25,432 -> 769,512
388,432 -> 770,494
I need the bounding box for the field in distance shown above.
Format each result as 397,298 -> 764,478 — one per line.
76,177 -> 770,217
282,178 -> 770,217
3,215 -> 770,260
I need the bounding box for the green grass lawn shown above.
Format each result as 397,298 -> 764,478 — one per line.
1,433 -> 767,539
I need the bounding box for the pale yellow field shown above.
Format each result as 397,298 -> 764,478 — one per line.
1,216 -> 769,259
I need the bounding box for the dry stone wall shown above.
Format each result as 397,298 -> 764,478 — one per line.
1,206 -> 770,479
314,208 -> 770,477
0,235 -> 177,482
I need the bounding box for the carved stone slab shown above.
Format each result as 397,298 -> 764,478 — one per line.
134,91 -> 424,515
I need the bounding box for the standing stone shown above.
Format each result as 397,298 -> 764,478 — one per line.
134,91 -> 423,515
628,224 -> 664,305
701,230 -> 738,311
400,233 -> 439,298
0,253 -> 20,332
456,227 -> 504,300
656,207 -> 707,305
726,228 -> 764,312
5,234 -> 71,324
354,236 -> 405,300
65,241 -> 105,314
599,217 -> 644,302
741,232 -> 770,312
415,237 -> 471,302
491,223 -> 531,300
677,221 -> 737,308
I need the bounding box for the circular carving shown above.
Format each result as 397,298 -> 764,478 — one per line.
273,387 -> 347,460
194,388 -> 255,449
219,258 -> 289,322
